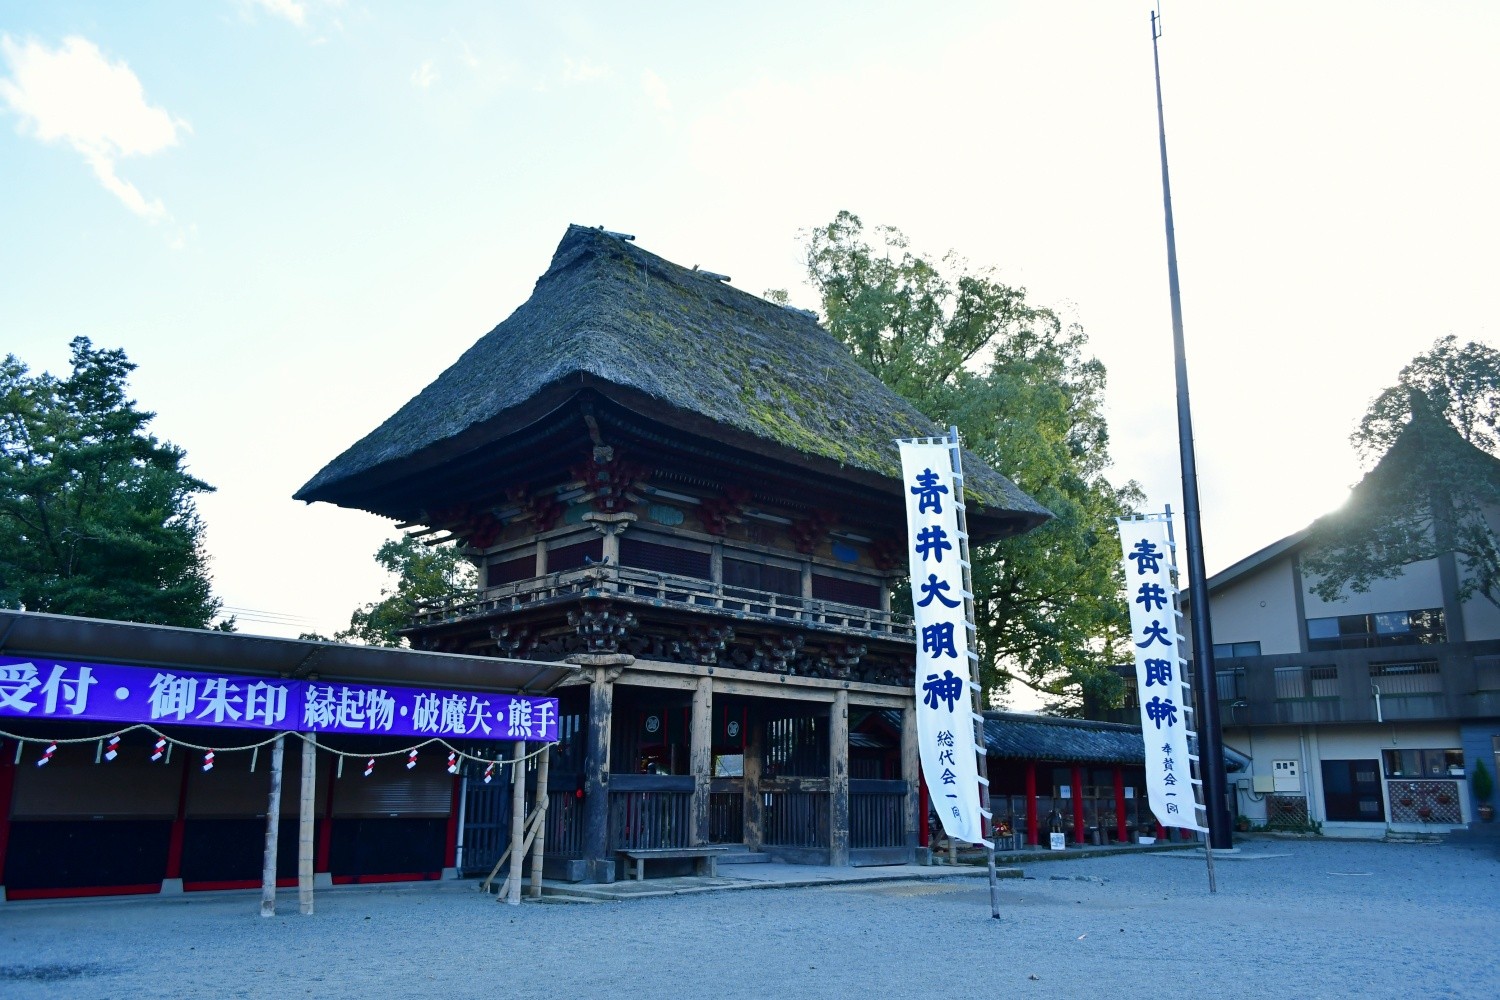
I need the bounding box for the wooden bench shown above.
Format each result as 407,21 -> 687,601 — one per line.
618,846 -> 732,881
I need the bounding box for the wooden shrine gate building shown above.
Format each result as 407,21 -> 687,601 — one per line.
296,226 -> 1051,882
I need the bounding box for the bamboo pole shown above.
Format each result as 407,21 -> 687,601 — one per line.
528,745 -> 551,899
505,739 -> 526,906
483,805 -> 544,894
259,734 -> 285,917
299,732 -> 317,915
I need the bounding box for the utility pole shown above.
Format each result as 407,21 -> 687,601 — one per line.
1151,9 -> 1233,850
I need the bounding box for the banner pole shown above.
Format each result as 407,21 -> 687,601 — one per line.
948,427 -> 999,919
1163,506 -> 1217,894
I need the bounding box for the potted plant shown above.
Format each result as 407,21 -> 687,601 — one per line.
1473,759 -> 1495,822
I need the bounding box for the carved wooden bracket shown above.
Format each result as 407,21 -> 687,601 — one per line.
566,600 -> 639,654
790,509 -> 839,554
489,623 -> 531,659
870,536 -> 905,571
680,625 -> 735,666
572,446 -> 648,513
819,641 -> 868,679
508,486 -> 564,533
698,486 -> 752,536
756,633 -> 805,674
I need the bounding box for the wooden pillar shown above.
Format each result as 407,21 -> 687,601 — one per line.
829,690 -> 850,866
259,734 -> 285,917
582,669 -> 614,882
506,739 -> 527,906
689,676 -> 713,846
298,733 -> 316,915
1071,764 -> 1086,845
742,708 -> 763,852
1114,767 -> 1128,844
1025,762 -> 1038,846
900,701 -> 919,854
528,746 -> 551,899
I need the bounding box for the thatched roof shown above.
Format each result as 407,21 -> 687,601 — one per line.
295,225 -> 1049,531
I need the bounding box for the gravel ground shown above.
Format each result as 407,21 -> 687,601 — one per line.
1,839 -> 1496,1000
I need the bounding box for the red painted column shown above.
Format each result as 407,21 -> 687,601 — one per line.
1113,767 -> 1128,844
1071,765 -> 1086,845
1156,821 -> 1167,841
1025,763 -> 1038,846
164,754 -> 191,880
444,774 -> 461,869
316,756 -> 335,874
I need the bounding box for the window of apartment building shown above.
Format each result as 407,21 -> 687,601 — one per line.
1381,748 -> 1464,778
1475,656 -> 1500,692
1308,665 -> 1339,698
1215,667 -> 1245,700
1306,608 -> 1445,651
1273,666 -> 1306,700
1212,641 -> 1261,659
1367,660 -> 1442,695
1273,664 -> 1337,699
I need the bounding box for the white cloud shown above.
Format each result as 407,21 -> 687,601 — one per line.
0,35 -> 185,221
248,0 -> 307,27
561,56 -> 608,84
411,60 -> 438,89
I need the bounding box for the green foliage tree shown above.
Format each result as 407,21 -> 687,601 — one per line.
1304,337 -> 1500,610
0,337 -> 227,628
320,535 -> 477,647
794,212 -> 1142,714
1354,335 -> 1500,458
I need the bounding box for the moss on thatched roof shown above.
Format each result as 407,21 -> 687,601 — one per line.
296,225 -> 1049,528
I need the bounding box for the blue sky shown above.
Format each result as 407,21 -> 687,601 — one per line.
2,3 -> 1497,674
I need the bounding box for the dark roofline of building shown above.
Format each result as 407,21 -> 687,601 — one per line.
0,609 -> 580,694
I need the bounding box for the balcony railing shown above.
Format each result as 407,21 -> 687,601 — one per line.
411,564 -> 915,640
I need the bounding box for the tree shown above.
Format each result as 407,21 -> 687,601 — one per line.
1302,386 -> 1500,611
318,535 -> 477,647
795,212 -> 1142,714
1354,335 -> 1500,458
0,337 -> 227,627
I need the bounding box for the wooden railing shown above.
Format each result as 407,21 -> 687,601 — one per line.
544,788 -> 584,858
849,779 -> 907,849
412,565 -> 915,640
608,774 -> 694,851
763,787 -> 829,848
709,787 -> 743,844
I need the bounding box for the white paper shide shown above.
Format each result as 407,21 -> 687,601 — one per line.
899,441 -> 985,844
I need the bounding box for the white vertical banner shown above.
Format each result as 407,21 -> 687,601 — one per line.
1117,516 -> 1206,832
900,441 -> 986,845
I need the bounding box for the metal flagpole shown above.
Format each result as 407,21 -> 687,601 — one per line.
948,427 -> 1000,918
1151,7 -> 1233,850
